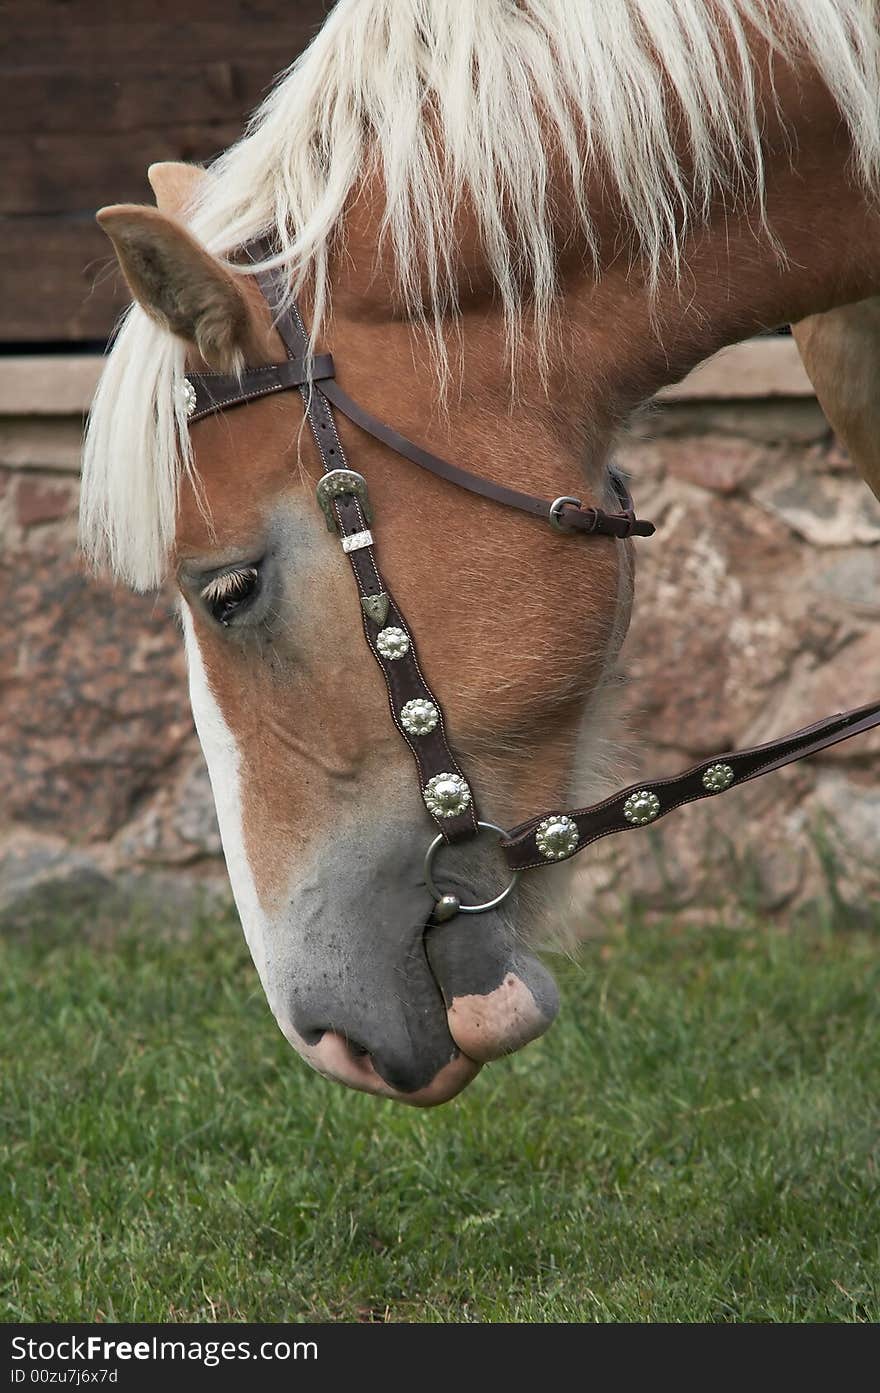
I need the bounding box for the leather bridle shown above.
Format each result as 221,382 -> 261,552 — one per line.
183,249 -> 880,923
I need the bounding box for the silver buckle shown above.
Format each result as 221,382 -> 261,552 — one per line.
424,821 -> 520,921
548,495 -> 582,532
316,469 -> 372,533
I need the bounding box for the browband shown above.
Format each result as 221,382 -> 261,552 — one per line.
184,320 -> 654,539
187,354 -> 335,421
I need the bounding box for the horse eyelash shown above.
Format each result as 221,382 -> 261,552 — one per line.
200,566 -> 259,607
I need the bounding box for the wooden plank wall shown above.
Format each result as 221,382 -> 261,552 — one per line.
1,0 -> 330,342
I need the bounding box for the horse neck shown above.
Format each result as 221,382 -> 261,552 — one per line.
325,42 -> 880,454
560,56 -> 880,415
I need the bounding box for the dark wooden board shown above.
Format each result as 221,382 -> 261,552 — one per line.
0,126 -> 244,215
0,1 -> 330,64
6,61 -> 281,134
3,217 -> 127,341
1,0 -> 332,342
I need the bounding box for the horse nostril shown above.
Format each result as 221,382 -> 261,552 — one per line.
295,1026 -> 480,1104
289,994 -> 465,1096
298,1025 -> 326,1047
305,1028 -> 440,1093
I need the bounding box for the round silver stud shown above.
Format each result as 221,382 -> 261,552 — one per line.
702,762 -> 735,793
376,626 -> 410,661
535,814 -> 580,860
180,378 -> 197,418
400,698 -> 439,736
623,789 -> 661,826
423,772 -> 472,819
432,894 -> 461,923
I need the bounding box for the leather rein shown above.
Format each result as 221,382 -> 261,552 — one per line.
183,251 -> 880,923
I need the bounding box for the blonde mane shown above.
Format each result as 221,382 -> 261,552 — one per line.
81,0 -> 880,590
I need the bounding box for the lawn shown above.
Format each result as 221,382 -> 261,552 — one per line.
2,901 -> 879,1323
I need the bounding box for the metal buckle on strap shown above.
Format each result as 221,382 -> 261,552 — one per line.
548,495 -> 582,532
316,469 -> 372,533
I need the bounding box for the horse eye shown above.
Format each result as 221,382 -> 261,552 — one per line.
200,565 -> 261,625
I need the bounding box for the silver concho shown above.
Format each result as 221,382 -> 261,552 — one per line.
535,815 -> 580,861
400,698 -> 439,736
702,762 -> 735,793
376,626 -> 410,660
423,772 -> 472,819
180,378 -> 197,418
623,789 -> 661,826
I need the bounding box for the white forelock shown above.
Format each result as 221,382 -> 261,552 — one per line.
81,0 -> 880,589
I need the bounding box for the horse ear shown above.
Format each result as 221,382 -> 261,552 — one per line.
147,162 -> 207,219
96,203 -> 250,372
792,299 -> 880,501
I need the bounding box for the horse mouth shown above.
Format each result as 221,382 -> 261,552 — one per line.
302,1029 -> 482,1106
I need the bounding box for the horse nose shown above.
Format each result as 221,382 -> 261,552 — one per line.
279,888 -> 485,1105
303,1028 -> 480,1104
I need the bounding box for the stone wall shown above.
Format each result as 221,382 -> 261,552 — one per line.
579,349 -> 880,923
0,360 -> 222,928
3,342 -> 879,930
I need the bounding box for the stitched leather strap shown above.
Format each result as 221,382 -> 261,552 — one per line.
247,266 -> 479,844
181,250 -> 880,900
319,378 -> 654,538
183,318 -> 653,537
502,699 -> 880,870
188,354 -> 335,422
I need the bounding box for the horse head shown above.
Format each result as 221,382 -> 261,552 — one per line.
84,0 -> 880,1103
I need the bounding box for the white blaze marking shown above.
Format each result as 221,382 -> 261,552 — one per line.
181,605 -> 269,982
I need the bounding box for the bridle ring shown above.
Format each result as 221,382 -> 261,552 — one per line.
424,821 -> 520,916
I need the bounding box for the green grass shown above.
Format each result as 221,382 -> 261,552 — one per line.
2,904 -> 879,1323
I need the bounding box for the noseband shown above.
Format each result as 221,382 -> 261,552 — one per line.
184,248 -> 880,923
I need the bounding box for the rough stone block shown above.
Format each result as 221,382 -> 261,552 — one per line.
753,468 -> 880,546
808,550 -> 880,612
15,477 -> 76,526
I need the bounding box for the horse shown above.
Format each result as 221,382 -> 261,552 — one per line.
82,0 -> 880,1105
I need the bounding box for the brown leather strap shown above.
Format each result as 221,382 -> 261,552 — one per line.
249,265 -> 479,844
187,354 -> 652,537
319,378 -> 654,538
502,699 -> 880,870
187,354 -> 335,422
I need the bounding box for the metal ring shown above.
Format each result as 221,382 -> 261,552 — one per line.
548,495 -> 582,532
424,820 -> 520,915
